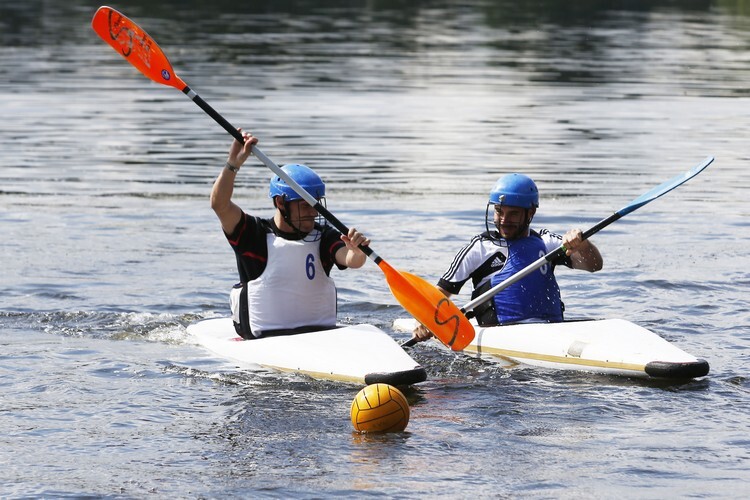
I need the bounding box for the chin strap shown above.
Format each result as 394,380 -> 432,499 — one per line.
279,200 -> 308,238
521,208 -> 534,232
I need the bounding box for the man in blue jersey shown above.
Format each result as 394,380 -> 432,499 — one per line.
211,130 -> 370,339
412,173 -> 603,342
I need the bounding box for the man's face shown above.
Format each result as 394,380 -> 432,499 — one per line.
286,199 -> 318,233
493,204 -> 532,240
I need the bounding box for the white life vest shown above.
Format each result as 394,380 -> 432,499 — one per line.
230,231 -> 337,337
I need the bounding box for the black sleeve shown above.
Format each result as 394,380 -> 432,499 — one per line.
225,213 -> 270,282
319,225 -> 346,274
437,277 -> 468,295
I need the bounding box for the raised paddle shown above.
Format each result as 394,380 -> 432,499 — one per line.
402,156 -> 714,348
91,5 -> 474,351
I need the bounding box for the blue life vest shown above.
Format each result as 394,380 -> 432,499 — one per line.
490,234 -> 563,324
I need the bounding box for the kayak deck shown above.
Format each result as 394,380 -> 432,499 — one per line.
394,318 -> 709,379
188,318 -> 426,386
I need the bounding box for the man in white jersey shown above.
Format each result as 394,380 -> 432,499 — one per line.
211,130 -> 370,339
411,173 -> 603,343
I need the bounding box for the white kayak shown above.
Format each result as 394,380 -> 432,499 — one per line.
394,318 -> 709,380
187,318 -> 426,386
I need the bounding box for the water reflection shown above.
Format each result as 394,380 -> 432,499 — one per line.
2,0 -> 749,202
4,0 -> 750,98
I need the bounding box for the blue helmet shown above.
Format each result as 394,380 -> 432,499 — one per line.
488,173 -> 539,209
269,164 -> 325,201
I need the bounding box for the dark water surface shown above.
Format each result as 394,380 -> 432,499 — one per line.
2,0 -> 749,497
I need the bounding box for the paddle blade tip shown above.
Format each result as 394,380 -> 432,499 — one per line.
91,6 -> 187,91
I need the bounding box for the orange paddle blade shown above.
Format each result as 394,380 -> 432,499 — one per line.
378,260 -> 474,351
91,6 -> 187,91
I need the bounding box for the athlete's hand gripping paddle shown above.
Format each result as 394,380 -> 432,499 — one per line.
91,5 -> 474,350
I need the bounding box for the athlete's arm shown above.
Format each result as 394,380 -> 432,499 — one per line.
210,129 -> 258,234
563,229 -> 603,272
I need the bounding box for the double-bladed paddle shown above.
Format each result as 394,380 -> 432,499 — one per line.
91,5 -> 474,351
402,156 -> 714,347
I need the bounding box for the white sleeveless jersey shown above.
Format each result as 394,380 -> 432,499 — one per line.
238,231 -> 337,336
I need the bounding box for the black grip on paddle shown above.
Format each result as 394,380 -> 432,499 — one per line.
401,338 -> 418,348
582,212 -> 623,241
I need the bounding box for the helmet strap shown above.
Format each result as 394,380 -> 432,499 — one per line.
512,208 -> 535,237
485,203 -> 498,239
273,196 -> 306,238
522,207 -> 535,230
283,200 -> 308,237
